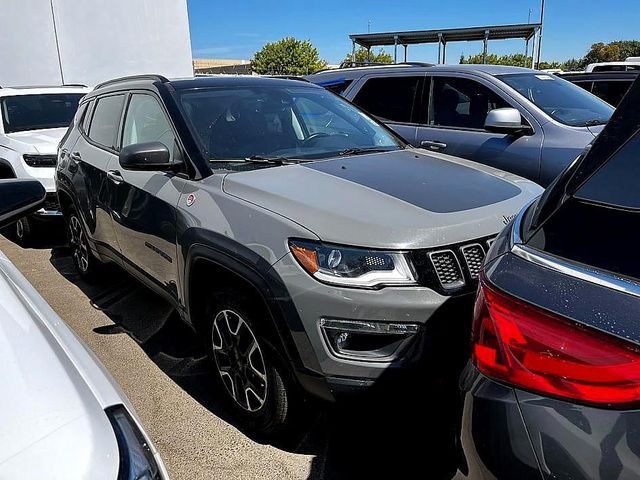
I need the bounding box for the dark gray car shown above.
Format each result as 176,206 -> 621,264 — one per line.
457,77 -> 640,479
308,64 -> 615,186
56,74 -> 542,434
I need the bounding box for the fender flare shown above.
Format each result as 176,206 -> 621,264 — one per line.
182,228 -> 322,376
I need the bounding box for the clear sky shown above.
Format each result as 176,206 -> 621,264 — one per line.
186,0 -> 639,64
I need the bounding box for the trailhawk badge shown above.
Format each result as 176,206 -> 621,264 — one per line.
186,193 -> 196,207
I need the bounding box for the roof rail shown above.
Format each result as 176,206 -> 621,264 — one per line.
266,75 -> 309,82
337,60 -> 434,69
398,61 -> 435,67
94,74 -> 169,90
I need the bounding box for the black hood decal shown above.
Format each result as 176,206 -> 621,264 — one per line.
305,151 -> 521,213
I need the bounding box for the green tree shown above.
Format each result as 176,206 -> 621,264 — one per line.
561,58 -> 584,71
251,37 -> 327,75
343,47 -> 393,65
459,52 -> 531,67
583,40 -> 640,65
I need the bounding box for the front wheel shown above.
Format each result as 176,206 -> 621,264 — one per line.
207,292 -> 295,436
67,208 -> 99,279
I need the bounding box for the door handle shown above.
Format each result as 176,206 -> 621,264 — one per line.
421,140 -> 447,150
107,170 -> 124,184
69,151 -> 82,162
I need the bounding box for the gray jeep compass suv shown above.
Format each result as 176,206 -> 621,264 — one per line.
56,74 -> 541,433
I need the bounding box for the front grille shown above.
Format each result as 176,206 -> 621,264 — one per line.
461,244 -> 485,280
429,250 -> 465,290
410,235 -> 496,295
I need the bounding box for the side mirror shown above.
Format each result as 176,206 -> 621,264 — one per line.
484,108 -> 532,135
119,142 -> 179,172
0,179 -> 46,229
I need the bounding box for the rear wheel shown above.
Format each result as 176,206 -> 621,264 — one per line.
206,290 -> 295,436
67,208 -> 100,279
15,217 -> 33,246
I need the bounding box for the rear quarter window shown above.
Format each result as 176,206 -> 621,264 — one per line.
88,95 -> 125,149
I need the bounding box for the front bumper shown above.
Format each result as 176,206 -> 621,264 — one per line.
456,364 -> 640,479
273,252 -> 476,398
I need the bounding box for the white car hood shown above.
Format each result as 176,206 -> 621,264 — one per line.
0,253 -> 122,479
4,127 -> 68,155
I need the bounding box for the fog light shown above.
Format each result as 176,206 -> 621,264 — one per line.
319,318 -> 420,361
335,332 -> 350,350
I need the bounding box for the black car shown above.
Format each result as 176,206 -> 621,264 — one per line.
559,71 -> 638,106
457,77 -> 640,479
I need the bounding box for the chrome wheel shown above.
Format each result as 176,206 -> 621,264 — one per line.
211,309 -> 268,412
69,215 -> 89,273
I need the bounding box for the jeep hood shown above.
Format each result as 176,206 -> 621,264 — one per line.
4,127 -> 68,154
222,149 -> 543,249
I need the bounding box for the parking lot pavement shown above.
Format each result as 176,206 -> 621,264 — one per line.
1,233 -> 462,480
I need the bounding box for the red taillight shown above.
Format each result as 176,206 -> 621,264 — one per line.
472,276 -> 640,407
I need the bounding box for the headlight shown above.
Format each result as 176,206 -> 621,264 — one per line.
106,406 -> 163,480
289,239 -> 417,288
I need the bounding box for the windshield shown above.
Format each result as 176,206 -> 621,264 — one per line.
497,73 -> 614,127
177,85 -> 404,162
1,93 -> 85,133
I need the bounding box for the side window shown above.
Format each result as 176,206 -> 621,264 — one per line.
88,95 -> 125,149
74,102 -> 88,126
430,77 -> 510,129
81,100 -> 94,133
122,94 -> 176,161
323,79 -> 353,95
572,81 -> 594,93
591,80 -> 633,107
352,76 -> 421,123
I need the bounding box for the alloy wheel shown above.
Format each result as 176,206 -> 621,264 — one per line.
15,219 -> 25,239
211,309 -> 268,412
69,215 -> 90,273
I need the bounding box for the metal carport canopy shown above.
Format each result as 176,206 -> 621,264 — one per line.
350,23 -> 540,47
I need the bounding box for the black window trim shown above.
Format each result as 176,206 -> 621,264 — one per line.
353,72 -> 426,127
119,89 -> 188,174
83,92 -> 127,154
423,72 -> 536,134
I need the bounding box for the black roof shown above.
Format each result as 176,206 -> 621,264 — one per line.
92,74 -> 318,94
169,75 -> 315,90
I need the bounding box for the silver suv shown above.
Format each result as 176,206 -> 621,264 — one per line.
56,74 -> 542,434
308,64 -> 615,186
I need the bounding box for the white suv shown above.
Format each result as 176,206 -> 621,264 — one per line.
0,85 -> 89,242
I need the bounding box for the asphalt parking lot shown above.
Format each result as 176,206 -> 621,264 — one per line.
1,231 -> 462,480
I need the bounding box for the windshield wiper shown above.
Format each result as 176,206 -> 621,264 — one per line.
581,119 -> 608,127
244,155 -> 308,165
337,147 -> 397,157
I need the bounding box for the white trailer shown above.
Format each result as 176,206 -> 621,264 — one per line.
1,0 -> 193,87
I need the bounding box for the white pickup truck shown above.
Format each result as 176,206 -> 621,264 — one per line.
0,85 -> 89,243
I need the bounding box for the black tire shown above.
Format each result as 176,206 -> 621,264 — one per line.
15,217 -> 33,246
66,207 -> 100,279
205,289 -> 296,436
